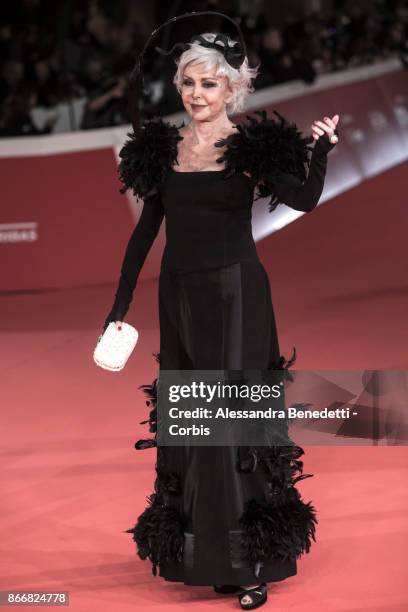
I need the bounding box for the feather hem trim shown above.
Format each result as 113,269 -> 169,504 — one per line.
238,488 -> 317,577
125,492 -> 188,576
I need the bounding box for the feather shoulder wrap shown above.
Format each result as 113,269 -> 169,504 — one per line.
214,109 -> 315,209
118,117 -> 183,199
117,110 -> 335,211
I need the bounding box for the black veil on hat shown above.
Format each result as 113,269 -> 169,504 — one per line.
127,10 -> 250,135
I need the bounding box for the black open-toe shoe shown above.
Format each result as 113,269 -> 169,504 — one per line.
237,583 -> 267,610
213,584 -> 240,594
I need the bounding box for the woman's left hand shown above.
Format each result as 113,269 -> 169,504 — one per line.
311,114 -> 340,143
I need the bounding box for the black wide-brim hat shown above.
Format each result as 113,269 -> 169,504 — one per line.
127,10 -> 250,134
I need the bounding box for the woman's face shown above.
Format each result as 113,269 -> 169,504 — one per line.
180,61 -> 233,121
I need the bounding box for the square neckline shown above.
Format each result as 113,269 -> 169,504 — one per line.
169,167 -> 224,174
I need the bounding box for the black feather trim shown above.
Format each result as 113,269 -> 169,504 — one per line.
125,353 -> 185,575
235,341 -> 317,576
138,379 -> 158,433
236,435 -> 317,576
238,487 -> 317,575
236,346 -> 300,474
215,110 -> 313,202
152,351 -> 161,365
258,444 -> 315,504
237,442 -> 314,493
135,376 -> 158,450
270,345 -> 297,382
135,352 -> 183,495
215,110 -> 314,213
118,117 -> 183,199
125,493 -> 188,576
156,468 -> 183,496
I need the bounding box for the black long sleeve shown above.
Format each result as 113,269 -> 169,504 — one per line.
268,130 -> 338,213
103,193 -> 164,332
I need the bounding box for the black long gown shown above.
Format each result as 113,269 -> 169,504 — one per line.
103,111 -> 338,586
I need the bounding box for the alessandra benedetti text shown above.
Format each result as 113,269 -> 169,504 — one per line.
168,407 -> 352,420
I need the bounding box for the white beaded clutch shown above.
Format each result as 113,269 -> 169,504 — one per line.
93,322 -> 139,371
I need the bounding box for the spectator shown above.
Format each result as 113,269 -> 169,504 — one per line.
80,72 -> 128,129
31,58 -> 61,107
0,0 -> 407,136
0,86 -> 58,136
0,60 -> 26,104
256,28 -> 296,88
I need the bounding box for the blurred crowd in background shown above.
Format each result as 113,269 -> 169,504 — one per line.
0,0 -> 407,137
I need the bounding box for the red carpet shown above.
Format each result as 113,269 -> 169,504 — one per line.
1,162 -> 407,610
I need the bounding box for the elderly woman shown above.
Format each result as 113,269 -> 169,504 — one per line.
102,25 -> 339,610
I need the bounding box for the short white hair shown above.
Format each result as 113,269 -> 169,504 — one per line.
173,32 -> 260,116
